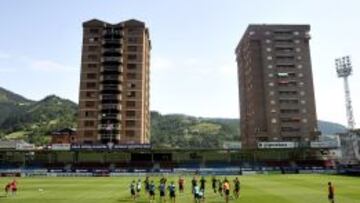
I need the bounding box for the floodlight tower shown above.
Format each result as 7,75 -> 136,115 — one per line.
335,56 -> 356,129
335,56 -> 359,163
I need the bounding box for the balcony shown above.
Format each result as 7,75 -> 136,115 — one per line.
102,38 -> 122,45
98,124 -> 121,131
100,84 -> 121,91
279,109 -> 300,115
101,65 -> 122,73
101,104 -> 121,111
100,74 -> 121,81
101,56 -> 123,62
99,113 -> 121,120
101,94 -> 120,100
102,48 -> 121,54
102,50 -> 123,56
101,99 -> 119,104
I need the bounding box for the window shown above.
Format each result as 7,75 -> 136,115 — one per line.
297,64 -> 303,69
89,28 -> 99,34
128,46 -> 137,52
278,80 -> 297,87
269,91 -> 275,96
126,130 -> 135,137
127,91 -> 136,98
293,31 -> 300,35
281,127 -> 300,132
270,100 -> 276,105
277,64 -> 295,68
127,82 -> 136,88
271,118 -> 277,123
280,117 -> 301,123
127,54 -> 137,60
265,31 -> 271,35
266,48 -> 272,52
86,92 -> 96,98
295,48 -> 301,52
280,109 -> 300,114
279,91 -> 297,95
300,100 -> 306,104
127,73 -> 136,79
302,118 -> 308,123
88,64 -> 97,69
126,101 -> 136,107
268,82 -> 274,87
84,131 -> 94,137
85,111 -> 96,117
275,39 -> 293,43
279,99 -> 299,104
85,101 -> 95,108
257,137 -> 268,141
297,56 -> 302,60
128,37 -> 138,43
276,56 -> 295,60
275,47 -> 294,52
298,73 -> 304,77
88,46 -> 98,51
86,82 -> 96,89
267,56 -> 273,60
267,64 -> 273,69
127,64 -> 137,70
268,73 -> 274,77
84,120 -> 95,127
126,120 -> 136,127
126,111 -> 136,117
249,31 -> 255,35
88,37 -> 98,42
88,54 -> 98,61
294,39 -> 300,44
128,28 -> 142,35
265,39 -> 271,44
87,73 -> 97,79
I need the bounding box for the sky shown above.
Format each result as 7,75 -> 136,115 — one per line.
0,0 -> 359,127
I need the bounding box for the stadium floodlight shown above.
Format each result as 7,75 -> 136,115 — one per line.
335,55 -> 355,130
335,55 -> 359,162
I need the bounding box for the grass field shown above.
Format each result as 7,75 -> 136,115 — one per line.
0,174 -> 359,203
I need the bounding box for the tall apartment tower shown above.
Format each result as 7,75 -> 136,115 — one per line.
235,24 -> 319,149
77,19 -> 151,144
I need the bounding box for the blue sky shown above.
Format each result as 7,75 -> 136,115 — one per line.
0,0 -> 359,127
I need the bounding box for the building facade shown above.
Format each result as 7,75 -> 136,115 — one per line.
77,19 -> 151,144
235,24 -> 319,149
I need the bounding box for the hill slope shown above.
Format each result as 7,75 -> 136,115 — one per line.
0,86 -> 348,147
0,88 -> 77,145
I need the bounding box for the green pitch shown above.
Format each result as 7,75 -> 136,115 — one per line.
0,174 -> 359,203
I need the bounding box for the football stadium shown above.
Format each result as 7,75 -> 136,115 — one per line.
1,1 -> 360,203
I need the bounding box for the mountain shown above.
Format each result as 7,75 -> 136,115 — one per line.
0,87 -> 33,104
0,87 -> 77,145
0,86 -> 348,147
318,120 -> 347,134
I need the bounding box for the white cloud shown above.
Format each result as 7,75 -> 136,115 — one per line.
30,59 -> 74,72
